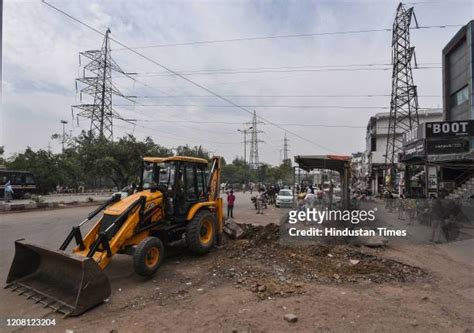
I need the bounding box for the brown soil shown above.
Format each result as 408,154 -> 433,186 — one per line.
8,223 -> 473,333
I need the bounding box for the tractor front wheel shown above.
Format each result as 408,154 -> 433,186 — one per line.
186,211 -> 215,255
133,237 -> 165,277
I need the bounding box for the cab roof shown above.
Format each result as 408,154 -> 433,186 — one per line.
143,156 -> 209,164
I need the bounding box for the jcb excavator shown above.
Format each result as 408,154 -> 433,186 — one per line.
5,156 -> 222,316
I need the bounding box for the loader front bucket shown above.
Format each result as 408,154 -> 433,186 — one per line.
5,240 -> 111,316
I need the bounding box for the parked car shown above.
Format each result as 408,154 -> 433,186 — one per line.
275,189 -> 294,207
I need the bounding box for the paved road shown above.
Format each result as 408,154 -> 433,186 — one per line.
0,205 -> 102,320
0,193 -> 286,320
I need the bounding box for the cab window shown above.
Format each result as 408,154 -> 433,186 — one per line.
196,166 -> 207,198
185,165 -> 197,201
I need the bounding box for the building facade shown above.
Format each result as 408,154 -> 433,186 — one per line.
443,20 -> 474,122
365,110 -> 443,195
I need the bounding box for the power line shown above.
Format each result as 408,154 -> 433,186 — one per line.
115,103 -> 440,110
131,119 -> 367,127
130,65 -> 440,77
42,1 -> 337,153
129,62 -> 440,76
135,94 -> 441,98
113,25 -> 462,50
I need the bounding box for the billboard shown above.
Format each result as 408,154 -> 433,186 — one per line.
426,137 -> 471,155
425,120 -> 474,138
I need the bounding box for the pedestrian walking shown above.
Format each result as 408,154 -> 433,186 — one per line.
304,190 -> 315,210
430,195 -> 446,243
406,197 -> 416,225
4,180 -> 14,203
227,190 -> 235,219
256,189 -> 264,214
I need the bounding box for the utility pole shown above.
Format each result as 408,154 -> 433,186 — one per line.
72,28 -> 134,141
248,110 -> 264,170
384,3 -> 420,190
283,132 -> 290,162
61,120 -> 68,153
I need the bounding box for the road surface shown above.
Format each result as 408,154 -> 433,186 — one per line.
0,195 -> 473,332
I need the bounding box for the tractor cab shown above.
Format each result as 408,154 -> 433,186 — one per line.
140,156 -> 211,217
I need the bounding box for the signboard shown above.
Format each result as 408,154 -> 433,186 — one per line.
426,137 -> 470,155
403,139 -> 425,160
427,166 -> 438,191
404,124 -> 425,144
425,120 -> 474,138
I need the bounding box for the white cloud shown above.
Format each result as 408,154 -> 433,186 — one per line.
2,0 -> 473,164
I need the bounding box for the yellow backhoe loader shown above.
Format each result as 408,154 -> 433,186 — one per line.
5,156 -> 223,316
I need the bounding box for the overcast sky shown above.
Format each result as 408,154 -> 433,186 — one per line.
2,0 -> 473,165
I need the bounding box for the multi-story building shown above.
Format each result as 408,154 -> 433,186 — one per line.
399,20 -> 474,198
443,20 -> 474,122
437,20 -> 474,198
365,110 -> 443,195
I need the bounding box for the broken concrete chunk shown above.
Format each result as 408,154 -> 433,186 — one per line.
224,219 -> 244,239
284,313 -> 298,323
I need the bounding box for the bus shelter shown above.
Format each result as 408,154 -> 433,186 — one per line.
294,155 -> 351,209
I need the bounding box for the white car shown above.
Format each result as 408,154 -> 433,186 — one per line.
275,189 -> 294,207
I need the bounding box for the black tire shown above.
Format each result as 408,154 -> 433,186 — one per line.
186,210 -> 215,255
133,237 -> 165,277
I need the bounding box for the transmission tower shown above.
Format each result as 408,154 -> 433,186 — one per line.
384,3 -> 419,189
248,110 -> 264,170
72,28 -> 134,140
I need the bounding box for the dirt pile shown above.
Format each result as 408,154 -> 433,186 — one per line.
212,223 -> 427,300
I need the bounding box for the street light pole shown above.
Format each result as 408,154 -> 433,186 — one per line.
238,125 -> 253,165
60,120 -> 68,153
237,128 -> 248,164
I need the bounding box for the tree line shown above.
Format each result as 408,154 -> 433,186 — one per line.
0,132 -> 293,194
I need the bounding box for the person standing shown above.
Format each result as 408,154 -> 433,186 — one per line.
227,190 -> 236,219
4,180 -> 14,203
256,189 -> 264,214
304,189 -> 315,210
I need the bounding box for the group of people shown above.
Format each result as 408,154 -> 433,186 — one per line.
385,189 -> 461,243
295,184 -> 331,210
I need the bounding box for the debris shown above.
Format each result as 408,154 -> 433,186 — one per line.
223,219 -> 244,239
210,223 -> 426,300
65,330 -> 74,333
284,314 -> 298,323
197,288 -> 204,292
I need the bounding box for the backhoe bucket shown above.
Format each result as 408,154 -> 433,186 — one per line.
5,240 -> 111,316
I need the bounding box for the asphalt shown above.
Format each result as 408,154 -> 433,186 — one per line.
0,205 -> 102,320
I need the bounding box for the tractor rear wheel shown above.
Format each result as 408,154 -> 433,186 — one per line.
186,211 -> 215,255
133,237 -> 165,277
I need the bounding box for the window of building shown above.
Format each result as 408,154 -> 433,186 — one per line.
450,85 -> 469,107
371,137 -> 377,152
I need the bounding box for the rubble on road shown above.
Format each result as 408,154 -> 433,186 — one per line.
223,218 -> 244,239
212,223 -> 426,300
